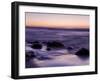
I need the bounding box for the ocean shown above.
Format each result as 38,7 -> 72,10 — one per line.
25,27 -> 89,68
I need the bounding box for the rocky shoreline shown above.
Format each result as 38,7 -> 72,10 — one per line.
25,41 -> 89,68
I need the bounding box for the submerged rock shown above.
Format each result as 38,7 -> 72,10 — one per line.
47,41 -> 65,48
67,46 -> 74,50
37,56 -> 52,60
75,48 -> 89,59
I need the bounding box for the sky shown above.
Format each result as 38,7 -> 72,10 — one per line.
25,12 -> 89,29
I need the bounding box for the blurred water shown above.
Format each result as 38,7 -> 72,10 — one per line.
25,27 -> 89,68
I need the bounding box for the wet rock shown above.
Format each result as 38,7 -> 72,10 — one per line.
32,41 -> 40,44
42,41 -> 47,44
26,51 -> 36,61
46,47 -> 51,51
31,43 -> 42,49
26,51 -> 35,57
75,48 -> 89,59
47,41 -> 65,48
25,51 -> 38,68
67,46 -> 74,50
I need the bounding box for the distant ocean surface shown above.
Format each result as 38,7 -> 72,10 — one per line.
25,27 -> 89,68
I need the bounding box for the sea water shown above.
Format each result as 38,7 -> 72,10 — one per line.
25,27 -> 89,68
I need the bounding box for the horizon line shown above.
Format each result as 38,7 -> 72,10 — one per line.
26,26 -> 89,30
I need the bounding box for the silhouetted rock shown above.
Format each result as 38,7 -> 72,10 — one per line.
46,47 -> 51,51
26,51 -> 36,61
42,41 -> 47,44
32,41 -> 40,44
47,41 -> 65,48
67,46 -> 74,50
25,51 -> 38,68
31,43 -> 42,49
75,48 -> 89,59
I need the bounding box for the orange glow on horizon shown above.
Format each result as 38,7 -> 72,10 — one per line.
26,13 -> 89,29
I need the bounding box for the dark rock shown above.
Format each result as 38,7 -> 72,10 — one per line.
42,41 -> 47,44
25,51 -> 38,68
67,46 -> 74,50
47,41 -> 65,48
26,51 -> 36,60
46,47 -> 51,51
31,43 -> 42,49
75,48 -> 89,59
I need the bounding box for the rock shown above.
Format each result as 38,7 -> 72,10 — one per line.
47,41 -> 65,48
46,47 -> 51,51
75,48 -> 89,59
42,41 -> 47,44
26,51 -> 36,61
25,51 -> 38,68
26,51 -> 35,57
31,43 -> 42,49
32,41 -> 40,44
67,46 -> 74,50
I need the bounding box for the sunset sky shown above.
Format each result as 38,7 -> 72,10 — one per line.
25,12 -> 89,29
